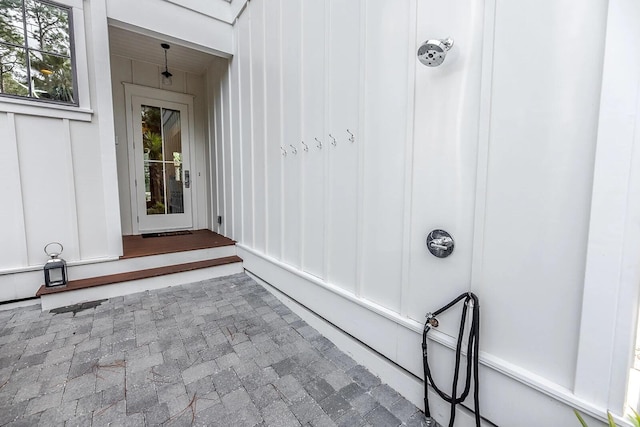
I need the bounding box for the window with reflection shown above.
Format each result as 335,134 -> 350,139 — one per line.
0,0 -> 75,105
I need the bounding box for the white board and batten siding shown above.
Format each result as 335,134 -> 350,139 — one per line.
212,0 -> 627,425
0,0 -> 235,301
0,0 -> 121,301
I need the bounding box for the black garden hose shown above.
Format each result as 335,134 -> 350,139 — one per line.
422,292 -> 481,427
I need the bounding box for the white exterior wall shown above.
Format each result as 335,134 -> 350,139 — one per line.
0,0 -> 121,302
216,0 -> 622,425
0,0 -> 235,302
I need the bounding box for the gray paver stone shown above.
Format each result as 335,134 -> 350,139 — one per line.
25,390 -> 62,416
305,377 -> 335,402
319,393 -> 351,421
262,399 -> 301,427
63,372 -> 96,402
364,404 -> 402,427
211,367 -> 241,396
249,384 -> 282,410
274,375 -> 308,404
126,382 -> 158,414
371,383 -> 402,409
144,402 -> 171,425
347,365 -> 381,391
221,387 -> 253,412
336,409 -> 368,427
181,359 -> 218,384
0,275 -> 428,427
390,396 -> 419,422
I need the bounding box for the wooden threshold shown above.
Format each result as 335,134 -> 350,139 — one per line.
121,229 -> 235,259
36,256 -> 242,297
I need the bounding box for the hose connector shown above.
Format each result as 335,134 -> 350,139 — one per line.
425,313 -> 439,329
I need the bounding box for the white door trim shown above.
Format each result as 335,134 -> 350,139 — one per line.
123,83 -> 197,234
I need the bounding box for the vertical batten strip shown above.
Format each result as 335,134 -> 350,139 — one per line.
62,118 -> 81,260
399,0 -> 418,317
219,70 -> 226,234
215,70 -> 223,234
6,113 -> 29,266
210,70 -> 219,233
238,4 -> 254,247
469,0 -> 497,294
232,24 -> 243,243
209,69 -> 219,233
262,0 -> 270,254
299,0 -> 306,271
322,0 -> 331,280
354,0 -> 367,298
248,2 -> 256,248
227,60 -> 236,240
279,0 -> 286,261
222,68 -> 232,237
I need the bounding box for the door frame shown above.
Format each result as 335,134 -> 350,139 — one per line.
123,83 -> 197,234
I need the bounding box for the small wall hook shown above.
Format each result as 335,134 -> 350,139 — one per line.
289,144 -> 297,155
281,147 -> 287,157
301,141 -> 309,152
315,137 -> 322,149
329,134 -> 337,146
347,129 -> 355,143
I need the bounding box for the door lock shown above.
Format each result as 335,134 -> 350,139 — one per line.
426,229 -> 454,258
184,170 -> 190,188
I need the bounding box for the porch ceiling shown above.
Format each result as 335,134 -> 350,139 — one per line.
108,26 -> 225,75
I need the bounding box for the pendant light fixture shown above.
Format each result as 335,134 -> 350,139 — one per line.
161,43 -> 173,85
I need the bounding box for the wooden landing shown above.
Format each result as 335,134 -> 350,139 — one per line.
122,229 -> 235,259
36,256 -> 242,297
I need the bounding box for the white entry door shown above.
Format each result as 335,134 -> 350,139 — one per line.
130,94 -> 193,233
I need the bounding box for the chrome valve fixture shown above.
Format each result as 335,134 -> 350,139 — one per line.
426,229 -> 454,258
417,38 -> 454,67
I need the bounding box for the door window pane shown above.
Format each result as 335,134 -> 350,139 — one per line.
145,162 -> 165,215
142,105 -> 163,161
162,109 -> 181,156
165,164 -> 184,214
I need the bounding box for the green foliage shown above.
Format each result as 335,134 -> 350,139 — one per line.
631,409 -> 640,427
575,410 -> 589,427
143,131 -> 163,159
147,201 -> 165,215
574,409 -> 640,427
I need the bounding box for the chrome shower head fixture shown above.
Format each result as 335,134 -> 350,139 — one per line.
417,37 -> 454,67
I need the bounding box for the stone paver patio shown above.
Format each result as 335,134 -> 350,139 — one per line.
0,273 -> 431,426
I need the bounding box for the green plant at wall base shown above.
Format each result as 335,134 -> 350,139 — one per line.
574,409 -> 640,427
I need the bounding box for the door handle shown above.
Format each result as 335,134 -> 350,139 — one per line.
184,170 -> 190,188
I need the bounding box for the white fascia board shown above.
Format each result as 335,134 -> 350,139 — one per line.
163,0 -> 246,24
106,0 -> 234,56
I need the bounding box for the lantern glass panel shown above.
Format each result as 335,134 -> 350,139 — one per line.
49,267 -> 62,283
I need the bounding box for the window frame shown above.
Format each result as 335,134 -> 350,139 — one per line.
0,0 -> 78,107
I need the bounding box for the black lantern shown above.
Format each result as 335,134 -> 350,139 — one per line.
44,242 -> 68,287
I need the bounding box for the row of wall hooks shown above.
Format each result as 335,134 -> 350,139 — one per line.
281,129 -> 356,156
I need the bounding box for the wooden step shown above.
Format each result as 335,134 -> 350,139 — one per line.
121,230 -> 235,259
36,256 -> 242,297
